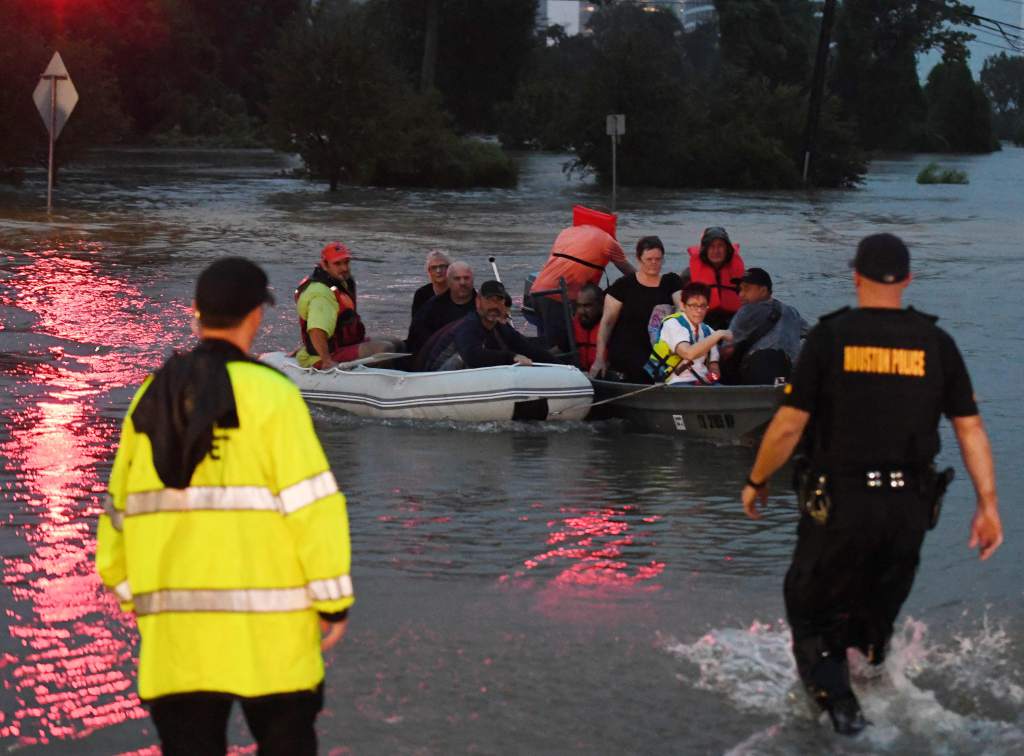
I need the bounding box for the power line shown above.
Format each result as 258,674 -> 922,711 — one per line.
971,36 -> 1024,52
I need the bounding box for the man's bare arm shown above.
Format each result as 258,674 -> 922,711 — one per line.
309,329 -> 336,368
952,414 -> 1002,560
742,406 -> 810,519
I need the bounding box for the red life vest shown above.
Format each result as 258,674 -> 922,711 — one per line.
572,316 -> 600,372
295,272 -> 366,354
686,245 -> 745,315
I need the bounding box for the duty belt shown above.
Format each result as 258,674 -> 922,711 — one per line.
865,469 -> 912,489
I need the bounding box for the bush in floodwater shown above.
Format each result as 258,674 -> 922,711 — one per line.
916,162 -> 969,184
268,0 -> 516,190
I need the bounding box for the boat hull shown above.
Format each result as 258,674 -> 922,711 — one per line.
261,352 -> 594,422
589,379 -> 784,440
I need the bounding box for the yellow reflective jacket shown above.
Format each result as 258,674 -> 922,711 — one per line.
96,359 -> 354,700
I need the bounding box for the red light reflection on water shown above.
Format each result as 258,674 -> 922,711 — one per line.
0,249 -> 188,746
502,505 -> 665,619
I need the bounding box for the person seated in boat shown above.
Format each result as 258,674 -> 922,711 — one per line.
571,283 -> 603,372
411,249 -> 451,319
530,208 -> 635,350
589,236 -> 683,383
646,283 -> 732,386
681,226 -> 745,330
423,281 -> 552,371
719,268 -> 808,385
295,242 -> 400,370
405,261 -> 476,355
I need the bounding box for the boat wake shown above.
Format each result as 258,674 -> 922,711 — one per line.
661,614 -> 1023,754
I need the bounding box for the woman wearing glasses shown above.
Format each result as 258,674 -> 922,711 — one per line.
411,250 -> 452,318
589,236 -> 683,384
654,282 -> 733,385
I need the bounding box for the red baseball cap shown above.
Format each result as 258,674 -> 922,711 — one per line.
321,242 -> 352,263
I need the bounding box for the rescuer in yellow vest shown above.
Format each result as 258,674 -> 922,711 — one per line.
96,257 -> 354,755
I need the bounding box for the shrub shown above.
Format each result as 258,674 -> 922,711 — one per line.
268,0 -> 516,190
916,162 -> 968,184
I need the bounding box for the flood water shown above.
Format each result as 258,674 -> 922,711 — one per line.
0,147 -> 1021,754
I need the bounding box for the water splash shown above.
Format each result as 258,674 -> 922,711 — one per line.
662,615 -> 1024,754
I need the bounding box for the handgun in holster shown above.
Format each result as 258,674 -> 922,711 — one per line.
793,456 -> 832,526
923,465 -> 955,530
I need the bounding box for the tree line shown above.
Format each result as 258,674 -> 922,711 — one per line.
0,0 -> 1020,189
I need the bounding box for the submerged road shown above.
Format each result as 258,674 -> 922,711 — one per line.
0,147 -> 1021,753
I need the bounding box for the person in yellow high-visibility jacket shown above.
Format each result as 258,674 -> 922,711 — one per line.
96,257 -> 354,756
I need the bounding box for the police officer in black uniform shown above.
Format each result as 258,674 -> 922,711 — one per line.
740,233 -> 1003,735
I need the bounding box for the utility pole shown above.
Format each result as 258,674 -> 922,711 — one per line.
802,0 -> 838,185
606,114 -> 625,212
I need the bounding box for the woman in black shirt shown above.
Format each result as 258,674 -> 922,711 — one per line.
590,236 -> 683,383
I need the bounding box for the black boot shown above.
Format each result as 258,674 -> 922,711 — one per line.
795,638 -> 869,736
825,693 -> 867,736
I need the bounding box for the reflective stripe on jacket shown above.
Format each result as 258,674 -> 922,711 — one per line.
96,361 -> 354,700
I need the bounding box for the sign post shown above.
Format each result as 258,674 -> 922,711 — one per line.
32,53 -> 78,213
606,114 -> 625,212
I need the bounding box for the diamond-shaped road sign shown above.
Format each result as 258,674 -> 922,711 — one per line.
33,52 -> 78,140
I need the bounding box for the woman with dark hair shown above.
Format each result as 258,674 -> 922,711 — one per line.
589,236 -> 683,383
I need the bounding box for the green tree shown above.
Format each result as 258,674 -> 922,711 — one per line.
924,57 -> 998,152
364,0 -> 538,132
980,52 -> 1024,142
267,0 -> 515,189
715,0 -> 817,88
559,2 -> 864,189
495,29 -> 594,150
831,0 -> 979,151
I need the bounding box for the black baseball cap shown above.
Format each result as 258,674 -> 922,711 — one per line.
195,257 -> 275,320
733,267 -> 772,291
479,280 -> 509,299
851,233 -> 910,284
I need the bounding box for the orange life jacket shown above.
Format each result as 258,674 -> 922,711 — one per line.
686,245 -> 745,315
572,316 -> 600,372
295,270 -> 366,353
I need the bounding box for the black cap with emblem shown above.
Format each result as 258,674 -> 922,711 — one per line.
851,233 -> 910,284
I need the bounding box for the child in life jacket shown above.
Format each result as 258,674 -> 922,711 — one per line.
645,282 -> 732,385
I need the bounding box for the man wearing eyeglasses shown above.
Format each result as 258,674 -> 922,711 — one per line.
406,261 -> 476,356
411,249 -> 451,318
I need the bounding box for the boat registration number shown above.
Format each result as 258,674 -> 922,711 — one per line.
695,413 -> 735,430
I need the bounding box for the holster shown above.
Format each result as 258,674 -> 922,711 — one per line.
793,456 -> 832,526
920,465 -> 955,530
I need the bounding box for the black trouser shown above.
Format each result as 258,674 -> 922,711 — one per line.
148,685 -> 324,756
784,479 -> 929,701
721,349 -> 791,386
532,294 -> 571,351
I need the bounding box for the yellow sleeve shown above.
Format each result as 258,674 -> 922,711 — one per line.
96,379 -> 151,613
270,385 -> 354,615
